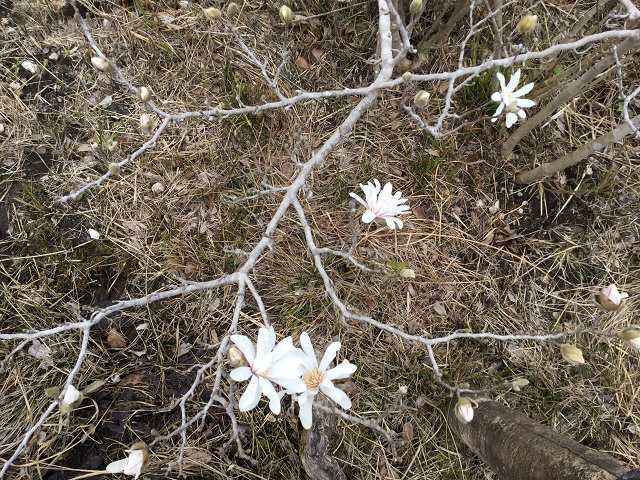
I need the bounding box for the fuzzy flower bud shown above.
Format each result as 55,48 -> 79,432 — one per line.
226,2 -> 239,17
108,162 -> 122,175
455,397 -> 474,424
414,90 -> 430,108
516,15 -> 538,34
91,57 -> 112,73
595,284 -> 628,311
621,326 -> 640,351
228,345 -> 247,367
204,7 -> 222,20
402,71 -> 412,83
139,114 -> 154,133
560,344 -> 585,366
137,86 -> 152,103
279,5 -> 294,23
409,0 -> 422,15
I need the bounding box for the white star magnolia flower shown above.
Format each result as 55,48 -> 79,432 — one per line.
296,332 -> 357,429
491,69 -> 535,128
349,179 -> 410,229
230,326 -> 306,414
106,445 -> 147,479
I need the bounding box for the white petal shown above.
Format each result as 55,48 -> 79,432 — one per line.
123,451 -> 145,476
320,381 -> 351,409
384,216 -> 401,229
505,69 -> 521,92
348,192 -> 368,208
252,353 -> 273,375
256,327 -> 271,357
230,335 -> 256,364
496,72 -> 506,91
491,91 -> 502,102
516,98 -> 535,108
491,117 -> 498,122
267,357 -> 304,379
88,228 -> 100,239
513,81 -> 534,97
271,336 -> 294,362
517,108 -> 526,119
299,397 -> 314,429
270,377 -> 307,392
299,332 -> 318,369
494,102 -> 505,116
325,362 -> 357,381
238,376 -> 262,411
506,112 -> 517,128
259,378 -> 281,414
361,210 -> 376,223
230,366 -> 252,382
319,342 -> 341,371
106,459 -> 127,474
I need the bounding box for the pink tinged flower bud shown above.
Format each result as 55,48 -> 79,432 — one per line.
560,344 -> 585,365
139,114 -> 154,133
456,397 -> 474,424
279,5 -> 294,23
91,57 -> 112,73
621,326 -> 640,351
596,284 -> 627,311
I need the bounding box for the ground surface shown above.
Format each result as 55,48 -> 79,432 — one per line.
0,0 -> 639,478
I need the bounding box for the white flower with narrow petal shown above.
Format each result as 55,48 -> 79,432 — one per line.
106,443 -> 148,479
349,179 -> 410,229
295,332 -> 357,429
230,326 -> 306,414
490,69 -> 535,128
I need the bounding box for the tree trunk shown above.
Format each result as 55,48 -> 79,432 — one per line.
448,398 -> 640,480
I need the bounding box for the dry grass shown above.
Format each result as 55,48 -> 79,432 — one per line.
1,0 -> 639,478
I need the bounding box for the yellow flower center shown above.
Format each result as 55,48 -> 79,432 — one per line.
303,369 -> 325,389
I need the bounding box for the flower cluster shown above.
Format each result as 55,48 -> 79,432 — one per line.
229,326 -> 357,429
350,179 -> 410,230
491,69 -> 535,128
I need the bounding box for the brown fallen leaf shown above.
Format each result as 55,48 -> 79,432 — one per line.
84,379 -> 107,394
120,373 -> 146,386
107,329 -> 127,349
296,56 -> 311,70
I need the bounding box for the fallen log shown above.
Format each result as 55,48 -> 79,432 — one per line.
448,398 -> 640,480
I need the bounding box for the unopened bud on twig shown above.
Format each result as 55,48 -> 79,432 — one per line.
226,2 -> 239,17
279,5 -> 294,23
60,385 -> 84,413
137,86 -> 152,103
140,114 -> 154,133
414,90 -> 430,108
560,344 -> 585,366
108,163 -> 121,175
204,7 -> 222,20
621,326 -> 640,351
91,57 -> 112,73
402,71 -> 412,83
409,0 -> 422,15
455,397 -> 474,424
228,345 -> 247,367
516,15 -> 538,34
595,284 -> 627,311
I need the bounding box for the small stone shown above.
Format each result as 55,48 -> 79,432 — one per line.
151,182 -> 165,194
